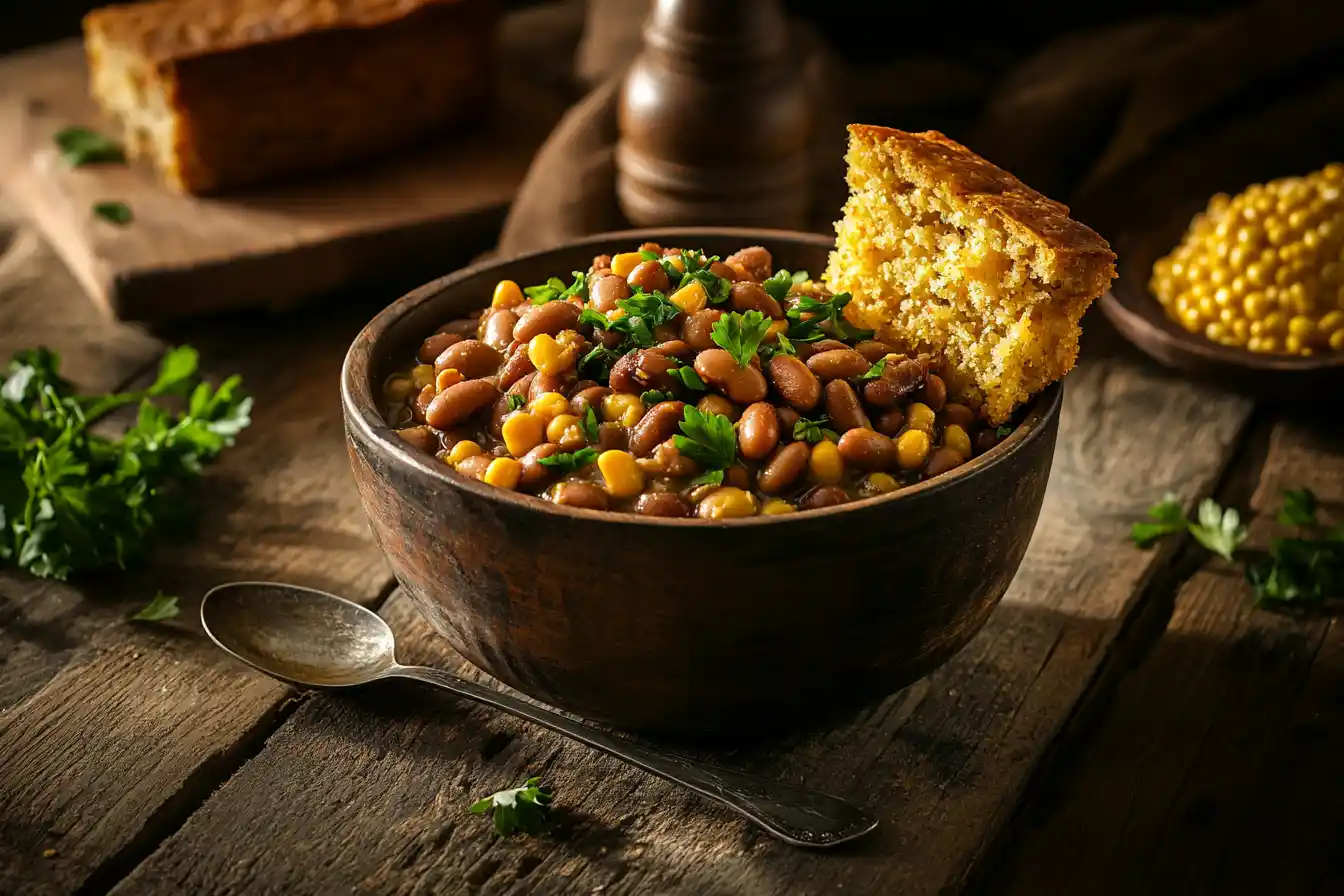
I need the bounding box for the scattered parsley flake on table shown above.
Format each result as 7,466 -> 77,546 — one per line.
470,777 -> 553,837
54,126 -> 125,167
92,201 -> 133,225
130,592 -> 180,622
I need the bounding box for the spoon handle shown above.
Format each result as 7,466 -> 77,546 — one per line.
389,664 -> 877,848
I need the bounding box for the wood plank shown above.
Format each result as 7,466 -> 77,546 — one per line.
0,289 -> 410,893
0,25 -> 570,322
985,416 -> 1344,896
112,332 -> 1257,895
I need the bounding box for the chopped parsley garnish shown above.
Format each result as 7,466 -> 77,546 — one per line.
689,469 -> 725,488
129,592 -> 179,622
537,447 -> 598,475
761,270 -> 795,304
469,777 -> 553,837
1131,494 -> 1246,560
793,415 -> 839,444
1130,493 -> 1189,548
859,358 -> 887,380
710,310 -> 771,368
785,292 -> 872,342
1277,487 -> 1318,527
579,344 -> 623,383
641,389 -> 674,406
525,271 -> 587,305
758,333 -> 796,362
996,425 -> 1013,438
674,406 -> 736,473
579,405 -> 600,442
666,363 -> 706,391
92,201 -> 132,226
669,249 -> 731,304
639,249 -> 661,261
1,345 -> 251,580
505,394 -> 525,411
615,290 -> 682,347
54,126 -> 125,167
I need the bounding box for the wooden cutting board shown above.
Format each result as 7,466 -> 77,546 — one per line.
0,40 -> 570,322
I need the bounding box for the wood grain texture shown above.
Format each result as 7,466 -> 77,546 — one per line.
114,332 -> 1256,895
986,416 -> 1344,896
0,295 -> 400,894
0,30 -> 568,322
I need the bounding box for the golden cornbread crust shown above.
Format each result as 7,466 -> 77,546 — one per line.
83,0 -> 499,194
826,125 -> 1116,423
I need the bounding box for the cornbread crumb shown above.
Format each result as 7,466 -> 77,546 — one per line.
825,125 -> 1116,423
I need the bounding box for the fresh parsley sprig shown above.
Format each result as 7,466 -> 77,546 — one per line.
537,447 -> 598,475
757,333 -> 796,363
793,415 -> 838,444
579,405 -> 600,443
669,249 -> 731,305
666,363 -> 706,392
525,271 -> 587,305
505,394 -> 525,412
1131,493 -> 1247,560
641,389 -> 674,406
710,311 -> 771,368
785,292 -> 872,343
674,406 -> 736,479
469,777 -> 553,837
129,592 -> 180,622
579,289 -> 681,351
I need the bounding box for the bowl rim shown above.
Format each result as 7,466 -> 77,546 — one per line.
342,226 -> 1065,527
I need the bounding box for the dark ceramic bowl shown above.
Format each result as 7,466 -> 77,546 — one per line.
342,228 -> 1061,739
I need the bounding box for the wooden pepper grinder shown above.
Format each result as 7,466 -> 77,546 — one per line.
615,0 -> 813,230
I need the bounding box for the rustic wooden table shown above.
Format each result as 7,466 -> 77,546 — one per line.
0,195 -> 1340,896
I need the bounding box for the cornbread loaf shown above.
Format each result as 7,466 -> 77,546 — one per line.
826,125 -> 1116,424
83,0 -> 500,194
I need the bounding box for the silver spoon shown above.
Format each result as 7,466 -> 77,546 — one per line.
200,581 -> 878,848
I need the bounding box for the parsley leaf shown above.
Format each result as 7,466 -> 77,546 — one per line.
785,292 -> 872,342
667,364 -> 706,391
615,290 -> 682,348
506,394 -> 525,411
54,126 -> 125,167
579,344 -> 623,384
1247,535 -> 1344,607
793,415 -> 838,444
710,311 -> 771,368
1131,493 -> 1189,548
674,406 -> 736,471
671,250 -> 731,304
525,271 -> 587,305
537,447 -> 598,475
578,308 -> 611,330
639,249 -> 661,261
1277,487 -> 1319,527
859,358 -> 886,380
1190,498 -> 1247,561
641,390 -> 673,406
689,468 -> 725,488
761,270 -> 795,304
996,425 -> 1013,438
579,405 -> 600,443
469,777 -> 553,837
792,270 -> 811,284
129,592 -> 179,622
758,333 -> 796,362
92,201 -> 132,226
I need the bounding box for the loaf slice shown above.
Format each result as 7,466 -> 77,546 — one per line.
825,125 -> 1116,423
83,0 -> 499,194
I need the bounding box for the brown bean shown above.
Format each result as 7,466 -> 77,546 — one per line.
729,281 -> 783,318
591,254 -> 613,273
737,402 -> 780,460
597,422 -> 628,451
598,328 -> 626,349
863,356 -> 929,408
768,354 -> 821,411
693,348 -> 739,385
974,429 -> 1000,455
800,485 -> 849,510
663,247 -> 682,257
418,332 -> 462,363
824,380 -> 871,432
513,300 -> 581,342
454,454 -> 492,480
942,403 -> 976,428
552,481 -> 610,511
589,273 -> 631,312
627,260 -> 671,293
875,407 -> 906,436
807,348 -> 870,381
628,401 -> 686,457
435,340 -> 501,379
487,394 -> 510,438
682,309 -> 725,352
809,338 -> 850,354
519,443 -> 562,490
854,341 -> 895,363
697,394 -> 741,422
723,365 -> 768,404
425,379 -> 499,429
774,405 -> 800,437
723,465 -> 752,490
507,371 -> 536,398
925,446 -> 965,477
529,371 -> 573,401
395,425 -> 438,453
481,309 -> 520,352
655,438 -> 700,477
639,241 -> 663,255
497,344 -> 536,389
920,374 -> 948,411
609,349 -> 680,394
570,385 -> 610,416
709,261 -> 737,281
758,441 -> 809,494
725,246 -> 772,281
837,428 -> 896,471
635,492 -> 692,518
653,339 -> 694,361
437,317 -> 480,336
411,384 -> 434,423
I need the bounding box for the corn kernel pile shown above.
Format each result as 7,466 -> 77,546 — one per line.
1150,162 -> 1344,355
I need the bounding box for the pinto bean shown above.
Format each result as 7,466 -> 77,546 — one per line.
435,340 -> 501,379
636,492 -> 692,517
824,380 -> 870,432
628,260 -> 671,293
863,356 -> 929,407
653,339 -> 694,361
454,454 -> 492,480
837,428 -> 896,471
437,317 -> 480,336
774,405 -> 800,437
587,273 -> 631,313
425,379 -> 499,429
729,282 -> 783,318
513,300 -> 581,343
697,393 -> 741,421
854,341 -> 895,363
570,385 -> 610,416
682,309 -> 725,352
519,443 -> 562,489
628,401 -> 686,457
609,349 -> 680,394
418,332 -> 462,363
597,422 -> 628,451
725,246 -> 772,281
530,371 -> 573,401
693,349 -> 739,385
395,425 -> 438,453
411,384 -> 434,423
806,349 -> 870,381
497,344 -> 536,389
768,354 -> 821,411
800,485 -> 849,510
723,366 -> 768,404
482,309 -> 520,351
757,442 -> 809,494
809,338 -> 850,354
552,481 -> 610,510
875,407 -> 906,436
737,402 -> 780,460
919,374 -> 948,410
941,403 -> 976,429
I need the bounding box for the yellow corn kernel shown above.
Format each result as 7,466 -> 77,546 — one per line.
943,424 -> 972,459
601,392 -> 644,427
1318,310 -> 1344,333
863,472 -> 900,496
501,413 -> 544,456
382,375 -> 414,403
808,440 -> 844,485
492,279 -> 525,309
483,457 -> 523,490
896,429 -> 931,470
528,333 -> 576,377
906,402 -> 936,434
610,252 -> 644,278
447,440 -> 483,466
698,487 -> 758,520
1288,315 -> 1317,338
410,364 -> 435,391
597,450 -> 644,498
554,329 -> 584,351
1285,334 -> 1305,355
435,368 -> 464,392
764,320 -> 789,341
761,498 -> 797,515
529,391 -> 570,422
546,413 -> 580,443
1330,329 -> 1344,350
669,280 -> 708,314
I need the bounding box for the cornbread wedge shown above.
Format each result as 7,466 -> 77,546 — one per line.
83,0 -> 499,194
826,125 -> 1116,423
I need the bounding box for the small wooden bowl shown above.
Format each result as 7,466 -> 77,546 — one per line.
1100,215 -> 1344,396
342,229 -> 1061,739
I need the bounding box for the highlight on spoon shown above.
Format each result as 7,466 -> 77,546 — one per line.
200,581 -> 396,687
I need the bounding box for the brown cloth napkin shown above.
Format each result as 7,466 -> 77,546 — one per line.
499,0 -> 1344,258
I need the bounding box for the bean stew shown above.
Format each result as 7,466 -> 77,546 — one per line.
382,244 -> 1015,519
